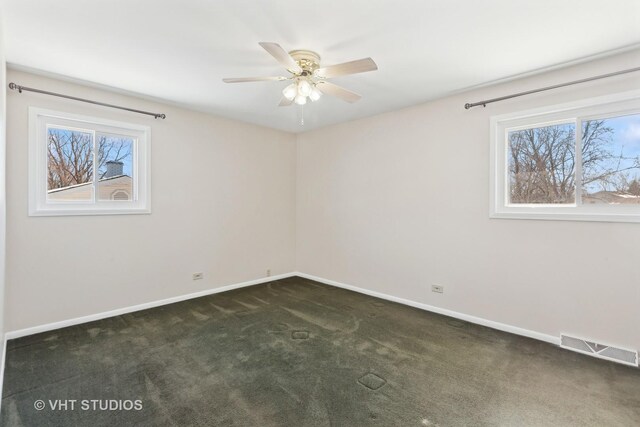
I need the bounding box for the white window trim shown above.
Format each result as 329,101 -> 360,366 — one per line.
29,107 -> 151,216
490,90 -> 640,223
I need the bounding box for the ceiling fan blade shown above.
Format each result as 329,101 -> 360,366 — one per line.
258,42 -> 302,74
316,82 -> 361,103
315,58 -> 378,78
222,76 -> 288,83
278,97 -> 293,107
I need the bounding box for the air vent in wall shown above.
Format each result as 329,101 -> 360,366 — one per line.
560,334 -> 638,367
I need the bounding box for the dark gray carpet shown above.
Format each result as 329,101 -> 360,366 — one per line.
2,276 -> 639,426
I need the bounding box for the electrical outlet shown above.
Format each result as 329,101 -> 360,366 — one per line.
266,269 -> 271,277
432,284 -> 444,294
192,272 -> 203,280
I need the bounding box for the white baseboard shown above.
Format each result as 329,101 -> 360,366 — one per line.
5,272 -> 297,340
4,270 -> 559,348
0,336 -> 6,392
295,272 -> 560,346
0,335 -> 6,417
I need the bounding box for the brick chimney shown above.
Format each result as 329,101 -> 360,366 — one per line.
105,161 -> 124,178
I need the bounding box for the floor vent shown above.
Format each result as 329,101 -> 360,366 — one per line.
560,334 -> 638,367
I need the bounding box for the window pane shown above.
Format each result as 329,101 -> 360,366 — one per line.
97,134 -> 134,201
507,123 -> 576,204
581,114 -> 640,205
47,127 -> 94,201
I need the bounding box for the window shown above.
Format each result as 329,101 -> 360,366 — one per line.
490,90 -> 640,222
29,108 -> 150,216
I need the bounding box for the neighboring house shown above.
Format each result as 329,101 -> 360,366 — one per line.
48,161 -> 132,201
582,190 -> 640,205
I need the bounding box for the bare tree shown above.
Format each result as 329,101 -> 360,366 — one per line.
508,120 -> 640,203
581,120 -> 639,192
47,129 -> 132,190
508,124 -> 576,203
47,129 -> 93,190
629,179 -> 640,196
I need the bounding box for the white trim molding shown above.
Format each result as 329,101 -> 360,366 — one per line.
5,272 -> 296,340
5,271 -> 559,345
0,337 -> 7,398
295,272 -> 560,345
490,90 -> 640,223
28,107 -> 151,216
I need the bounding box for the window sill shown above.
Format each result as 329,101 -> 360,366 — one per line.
490,210 -> 640,223
29,207 -> 151,217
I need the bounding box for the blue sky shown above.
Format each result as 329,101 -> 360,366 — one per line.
584,113 -> 640,191
605,113 -> 640,158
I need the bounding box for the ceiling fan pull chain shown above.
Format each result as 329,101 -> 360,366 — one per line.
298,104 -> 305,126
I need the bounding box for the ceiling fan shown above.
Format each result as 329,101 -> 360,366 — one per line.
223,42 -> 378,106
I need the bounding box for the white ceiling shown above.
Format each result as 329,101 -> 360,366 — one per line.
2,0 -> 640,133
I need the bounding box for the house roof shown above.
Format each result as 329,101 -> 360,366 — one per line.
47,175 -> 130,194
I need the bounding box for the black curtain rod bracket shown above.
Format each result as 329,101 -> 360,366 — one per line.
8,82 -> 166,119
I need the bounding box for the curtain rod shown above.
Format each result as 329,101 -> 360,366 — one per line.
8,82 -> 166,119
464,66 -> 640,110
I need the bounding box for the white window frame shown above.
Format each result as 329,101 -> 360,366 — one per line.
490,90 -> 640,223
29,107 -> 151,216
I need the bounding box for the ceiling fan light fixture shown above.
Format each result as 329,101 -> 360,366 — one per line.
309,87 -> 322,102
297,80 -> 312,97
282,83 -> 297,100
294,94 -> 307,105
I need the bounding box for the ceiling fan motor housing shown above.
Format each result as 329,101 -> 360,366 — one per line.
288,50 -> 321,75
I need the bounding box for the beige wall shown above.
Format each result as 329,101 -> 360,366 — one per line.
6,69 -> 296,331
5,50 -> 640,353
296,49 -> 640,351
